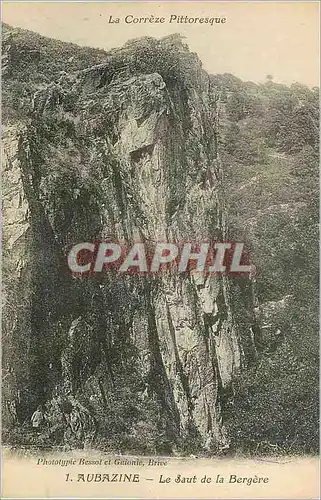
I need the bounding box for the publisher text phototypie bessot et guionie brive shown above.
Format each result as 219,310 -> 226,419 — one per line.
108,15 -> 227,26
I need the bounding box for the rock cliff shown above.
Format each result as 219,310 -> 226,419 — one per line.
2,27 -> 258,453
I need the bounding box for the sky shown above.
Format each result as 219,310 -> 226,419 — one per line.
2,1 -> 320,87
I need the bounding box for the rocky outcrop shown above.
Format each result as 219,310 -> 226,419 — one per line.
2,31 -> 258,452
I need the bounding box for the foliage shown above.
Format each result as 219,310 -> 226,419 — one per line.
216,72 -> 319,455
225,303 -> 319,455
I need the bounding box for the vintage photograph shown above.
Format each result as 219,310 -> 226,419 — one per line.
1,1 -> 319,498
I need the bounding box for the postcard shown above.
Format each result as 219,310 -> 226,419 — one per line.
1,1 -> 319,498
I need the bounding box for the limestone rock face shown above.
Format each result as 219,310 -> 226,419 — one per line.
2,32 -> 258,452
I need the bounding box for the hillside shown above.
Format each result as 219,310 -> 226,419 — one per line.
211,73 -> 319,454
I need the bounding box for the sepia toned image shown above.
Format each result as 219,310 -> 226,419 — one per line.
1,1 -> 320,498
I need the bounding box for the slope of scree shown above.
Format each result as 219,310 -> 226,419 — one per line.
2,27 -> 258,454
